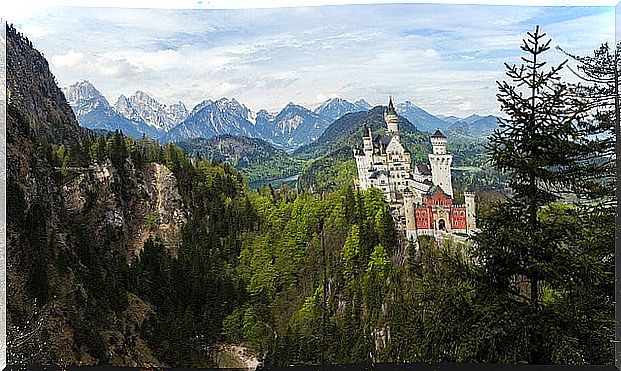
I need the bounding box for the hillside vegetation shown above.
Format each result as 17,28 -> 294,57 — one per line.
7,23 -> 615,367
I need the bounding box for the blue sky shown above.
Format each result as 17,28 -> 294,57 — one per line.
12,3 -> 614,116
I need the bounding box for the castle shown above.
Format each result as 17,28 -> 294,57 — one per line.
353,98 -> 476,241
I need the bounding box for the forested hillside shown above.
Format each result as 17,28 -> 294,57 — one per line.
6,22 -> 615,368
177,135 -> 305,183
7,23 -> 252,366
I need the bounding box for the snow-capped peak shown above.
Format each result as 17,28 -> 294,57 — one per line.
113,91 -> 188,132
62,80 -> 110,118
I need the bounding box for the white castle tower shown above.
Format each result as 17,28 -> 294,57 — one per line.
428,129 -> 453,198
403,188 -> 417,241
353,97 -> 476,240
464,191 -> 477,231
385,97 -> 399,139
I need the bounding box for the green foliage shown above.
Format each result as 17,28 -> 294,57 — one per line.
298,148 -> 357,192
12,25 -> 614,367
489,26 -> 589,209
233,186 -> 399,363
177,135 -> 307,183
464,26 -> 615,364
559,42 -> 618,200
145,212 -> 156,230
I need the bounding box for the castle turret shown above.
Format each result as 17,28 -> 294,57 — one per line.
428,129 -> 453,198
363,124 -> 373,156
403,188 -> 417,241
464,191 -> 476,231
431,129 -> 447,155
385,97 -> 399,138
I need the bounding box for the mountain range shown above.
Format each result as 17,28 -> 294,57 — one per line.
62,81 -> 163,139
176,135 -> 306,183
114,91 -> 188,132
62,81 -> 500,149
294,106 -> 419,159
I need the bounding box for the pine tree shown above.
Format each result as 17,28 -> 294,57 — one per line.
486,25 -> 588,304
556,40 -> 619,365
557,42 -> 618,200
472,26 -> 616,364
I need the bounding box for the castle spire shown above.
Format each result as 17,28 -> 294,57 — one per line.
385,96 -> 399,136
387,96 -> 396,114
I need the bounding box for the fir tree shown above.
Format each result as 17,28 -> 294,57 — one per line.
557,42 -> 618,200
486,25 -> 588,304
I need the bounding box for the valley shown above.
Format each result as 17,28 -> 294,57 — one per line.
6,13 -> 615,369
63,80 -> 500,194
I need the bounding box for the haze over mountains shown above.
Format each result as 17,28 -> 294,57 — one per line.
62,80 -> 500,149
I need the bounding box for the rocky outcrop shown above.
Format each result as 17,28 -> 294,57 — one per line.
132,162 -> 187,259
6,23 -> 185,366
59,160 -> 187,263
114,91 -> 187,132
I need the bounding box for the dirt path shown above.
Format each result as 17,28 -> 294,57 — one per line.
212,343 -> 259,370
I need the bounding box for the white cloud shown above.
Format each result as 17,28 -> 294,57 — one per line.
15,4 -> 614,116
96,57 -> 146,78
19,24 -> 52,38
211,82 -> 238,96
51,50 -> 84,67
457,101 -> 474,111
422,48 -> 440,58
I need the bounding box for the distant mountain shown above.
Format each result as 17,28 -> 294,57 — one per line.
254,109 -> 277,139
353,99 -> 372,110
177,135 -> 288,169
447,114 -> 500,138
294,105 -> 419,159
395,101 -> 451,133
437,114 -> 463,124
63,81 -> 162,139
459,114 -> 486,124
62,83 -> 499,146
267,102 -> 331,148
164,98 -> 257,143
62,80 -> 108,119
176,135 -> 305,183
114,91 -> 187,132
313,97 -> 370,122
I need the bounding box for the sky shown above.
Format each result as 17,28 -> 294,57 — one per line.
9,3 -> 615,116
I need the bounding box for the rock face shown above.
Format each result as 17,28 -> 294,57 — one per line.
165,97 -> 257,142
62,81 -> 162,139
314,97 -> 369,123
114,91 -> 188,132
7,27 -> 83,145
133,163 -> 187,258
6,23 -> 186,366
59,160 -> 187,262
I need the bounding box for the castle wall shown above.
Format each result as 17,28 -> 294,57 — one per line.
450,207 -> 467,230
353,99 -> 476,241
428,154 -> 453,198
464,192 -> 477,231
415,207 -> 433,230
